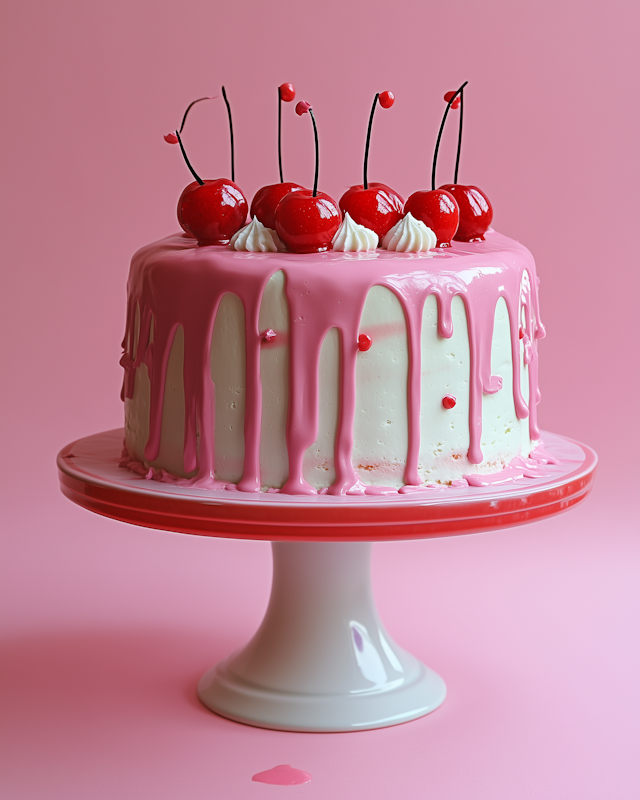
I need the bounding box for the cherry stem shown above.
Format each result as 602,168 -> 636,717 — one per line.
431,80 -> 468,191
221,85 -> 235,183
454,88 -> 464,184
179,97 -> 211,133
278,86 -> 284,183
175,130 -> 204,185
363,92 -> 379,191
308,108 -> 319,197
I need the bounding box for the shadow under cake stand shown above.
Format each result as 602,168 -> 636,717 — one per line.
57,429 -> 596,732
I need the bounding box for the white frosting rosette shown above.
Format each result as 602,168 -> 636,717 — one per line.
230,217 -> 283,252
382,212 -> 437,253
331,212 -> 378,252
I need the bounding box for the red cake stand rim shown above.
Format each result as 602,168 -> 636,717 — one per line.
57,429 -> 596,541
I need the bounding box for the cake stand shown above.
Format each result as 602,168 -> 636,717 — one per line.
57,429 -> 596,732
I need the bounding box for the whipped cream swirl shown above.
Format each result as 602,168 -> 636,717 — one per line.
382,212 -> 437,253
230,217 -> 282,252
331,212 -> 378,252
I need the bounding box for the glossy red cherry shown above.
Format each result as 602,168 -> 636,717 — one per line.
403,188 -> 459,247
279,83 -> 296,103
378,91 -> 395,109
275,190 -> 341,253
439,184 -> 493,242
177,179 -> 248,246
442,394 -> 457,409
250,182 -> 305,230
339,183 -> 404,243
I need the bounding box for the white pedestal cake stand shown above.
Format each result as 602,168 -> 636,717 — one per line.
57,429 -> 596,733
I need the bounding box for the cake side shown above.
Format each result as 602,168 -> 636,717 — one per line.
121,230 -> 544,494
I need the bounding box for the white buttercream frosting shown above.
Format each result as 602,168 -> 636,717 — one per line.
331,212 -> 378,252
230,217 -> 283,252
382,212 -> 437,253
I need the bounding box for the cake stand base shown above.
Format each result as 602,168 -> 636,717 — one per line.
198,541 -> 445,731
58,429 -> 596,733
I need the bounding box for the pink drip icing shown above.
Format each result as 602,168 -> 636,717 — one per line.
252,765 -> 311,786
121,232 -> 544,495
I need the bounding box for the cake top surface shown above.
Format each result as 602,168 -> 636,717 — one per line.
132,229 -> 530,274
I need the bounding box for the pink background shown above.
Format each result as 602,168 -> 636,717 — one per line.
1,0 -> 639,797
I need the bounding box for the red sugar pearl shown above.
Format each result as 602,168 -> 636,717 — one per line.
164,133 -> 179,144
443,91 -> 461,109
378,91 -> 395,109
442,394 -> 457,409
279,83 -> 296,103
358,334 -> 372,352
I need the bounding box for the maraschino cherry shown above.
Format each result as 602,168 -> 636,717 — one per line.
436,82 -> 493,242
339,91 -> 404,243
168,88 -> 248,246
403,84 -> 472,247
403,188 -> 459,247
249,83 -> 304,229
275,101 -> 341,253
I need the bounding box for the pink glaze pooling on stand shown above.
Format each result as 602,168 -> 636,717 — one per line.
121,231 -> 544,494
463,444 -> 560,486
252,765 -> 312,785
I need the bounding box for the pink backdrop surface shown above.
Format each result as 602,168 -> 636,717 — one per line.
1,1 -> 639,798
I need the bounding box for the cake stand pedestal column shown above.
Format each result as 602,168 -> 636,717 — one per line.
198,541 -> 445,731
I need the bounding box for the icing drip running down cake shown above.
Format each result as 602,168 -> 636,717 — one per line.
120,83 -> 547,495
